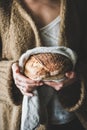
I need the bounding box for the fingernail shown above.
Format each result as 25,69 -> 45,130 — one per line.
59,84 -> 63,87
29,93 -> 33,97
39,83 -> 43,86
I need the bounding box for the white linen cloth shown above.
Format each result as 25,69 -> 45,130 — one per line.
19,46 -> 77,130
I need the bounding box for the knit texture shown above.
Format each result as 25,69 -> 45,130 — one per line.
0,0 -> 87,130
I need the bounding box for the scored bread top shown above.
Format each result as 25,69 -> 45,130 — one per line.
33,53 -> 73,74
24,53 -> 73,80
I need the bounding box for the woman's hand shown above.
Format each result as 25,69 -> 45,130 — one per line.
44,71 -> 77,91
12,62 -> 43,96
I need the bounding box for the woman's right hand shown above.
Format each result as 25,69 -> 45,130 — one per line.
11,62 -> 43,96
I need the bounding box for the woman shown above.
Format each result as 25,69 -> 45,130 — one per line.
0,0 -> 87,130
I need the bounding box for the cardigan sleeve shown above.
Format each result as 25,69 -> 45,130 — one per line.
57,0 -> 87,112
0,38 -> 23,105
58,79 -> 85,112
0,1 -> 23,105
0,60 -> 23,105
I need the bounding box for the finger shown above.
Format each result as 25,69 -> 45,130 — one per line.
16,83 -> 33,92
65,71 -> 76,79
44,81 -> 63,90
15,74 -> 43,85
15,78 -> 43,89
44,81 -> 63,86
23,85 -> 35,93
17,85 -> 34,96
21,89 -> 33,97
17,81 -> 39,94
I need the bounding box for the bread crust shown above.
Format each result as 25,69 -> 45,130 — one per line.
24,53 -> 73,81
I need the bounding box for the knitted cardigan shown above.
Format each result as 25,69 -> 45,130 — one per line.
0,0 -> 87,130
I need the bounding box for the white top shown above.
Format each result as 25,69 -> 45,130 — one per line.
40,16 -> 61,46
39,16 -> 76,124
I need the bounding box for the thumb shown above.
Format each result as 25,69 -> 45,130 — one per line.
12,62 -> 20,73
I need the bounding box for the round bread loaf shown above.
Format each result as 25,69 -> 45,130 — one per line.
24,53 -> 73,81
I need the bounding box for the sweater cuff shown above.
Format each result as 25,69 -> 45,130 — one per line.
58,79 -> 85,112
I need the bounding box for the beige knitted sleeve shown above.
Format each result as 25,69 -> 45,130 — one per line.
0,59 -> 23,105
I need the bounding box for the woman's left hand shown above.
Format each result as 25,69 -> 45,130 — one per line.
44,71 -> 77,91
